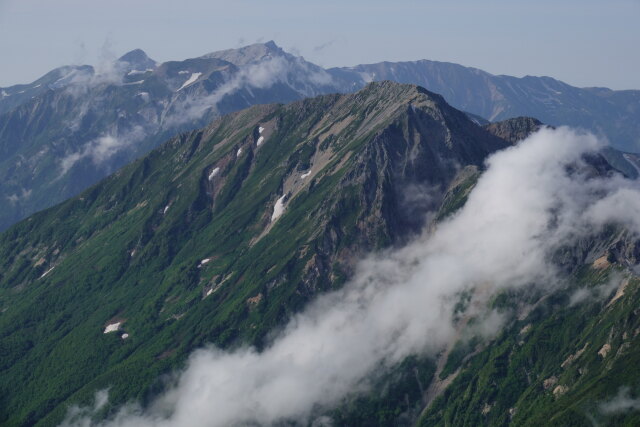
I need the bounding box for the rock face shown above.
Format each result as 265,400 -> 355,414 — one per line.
483,117 -> 543,144
0,82 -> 514,425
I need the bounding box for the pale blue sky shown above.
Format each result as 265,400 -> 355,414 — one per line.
0,0 -> 638,89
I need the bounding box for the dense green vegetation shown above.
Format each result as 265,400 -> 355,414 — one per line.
419,268 -> 640,427
0,82 -> 509,426
2,80 -> 638,426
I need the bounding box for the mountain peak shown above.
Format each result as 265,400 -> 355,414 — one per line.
357,80 -> 448,109
263,40 -> 279,50
483,117 -> 543,144
118,49 -> 157,69
200,41 -> 287,66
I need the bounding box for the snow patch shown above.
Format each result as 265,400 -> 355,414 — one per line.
104,322 -> 121,334
137,92 -> 150,101
236,147 -> 243,157
39,266 -> 55,279
163,205 -> 170,215
258,126 -> 265,134
208,167 -> 220,181
256,136 -> 265,147
300,171 -> 311,179
34,84 -> 41,88
178,70 -> 190,74
623,154 -> 640,176
121,333 -> 129,339
127,69 -> 153,76
177,72 -> 202,91
199,258 -> 211,268
271,194 -> 287,222
1,90 -> 8,97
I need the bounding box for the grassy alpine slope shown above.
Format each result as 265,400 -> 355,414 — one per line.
0,81 -> 511,425
2,81 -> 639,427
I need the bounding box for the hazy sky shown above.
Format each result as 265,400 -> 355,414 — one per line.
1,0 -> 638,89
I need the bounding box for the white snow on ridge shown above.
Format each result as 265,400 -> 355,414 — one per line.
271,194 -> 287,222
177,72 -> 202,91
1,90 -> 9,97
623,154 -> 640,176
130,68 -> 153,75
104,322 -> 121,334
300,171 -> 311,179
258,126 -> 264,134
39,266 -> 55,279
208,167 -> 220,181
256,136 -> 265,147
178,70 -> 190,75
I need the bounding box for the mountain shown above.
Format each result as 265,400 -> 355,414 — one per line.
2,81 -> 640,427
1,41 -> 639,234
0,81 -> 518,425
0,65 -> 93,115
330,60 -> 640,153
0,42 -> 342,232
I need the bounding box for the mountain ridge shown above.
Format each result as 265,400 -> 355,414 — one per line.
0,40 -> 638,234
0,81 -> 520,425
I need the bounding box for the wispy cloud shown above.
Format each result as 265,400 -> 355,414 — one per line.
313,40 -> 335,53
599,387 -> 640,414
162,54 -> 334,129
63,127 -> 640,426
161,56 -> 290,129
59,126 -> 146,175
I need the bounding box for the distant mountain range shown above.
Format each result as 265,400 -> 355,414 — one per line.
0,41 -> 639,231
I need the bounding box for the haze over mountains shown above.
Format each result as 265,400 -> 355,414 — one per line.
1,41 -> 639,233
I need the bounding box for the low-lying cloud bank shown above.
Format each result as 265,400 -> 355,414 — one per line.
64,127 -> 640,426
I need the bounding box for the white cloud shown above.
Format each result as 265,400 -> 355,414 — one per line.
599,387 -> 640,414
59,126 -> 146,175
63,127 -> 640,427
162,56 -> 291,128
162,55 -> 335,129
569,272 -> 625,306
